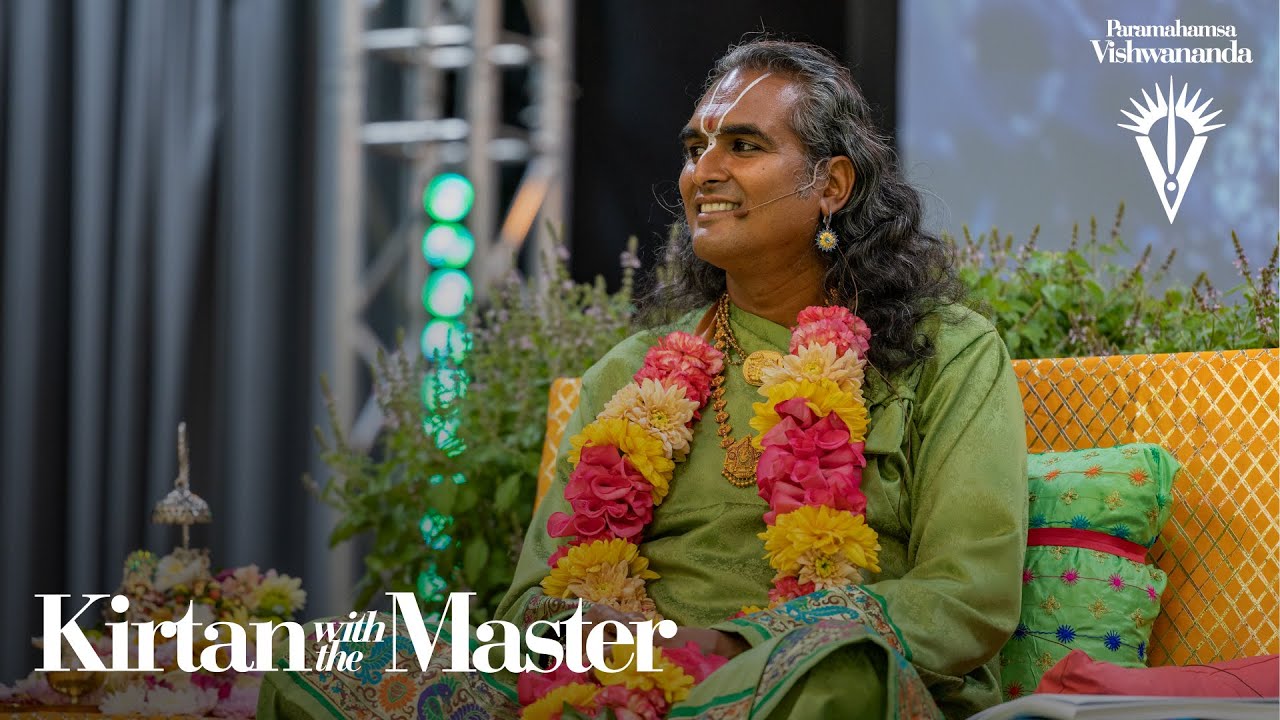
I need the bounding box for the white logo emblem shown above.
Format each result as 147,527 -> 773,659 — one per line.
1118,77 -> 1225,223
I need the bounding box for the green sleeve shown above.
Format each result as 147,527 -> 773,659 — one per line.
862,327 -> 1028,680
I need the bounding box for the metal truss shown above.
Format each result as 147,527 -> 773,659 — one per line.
321,0 -> 573,451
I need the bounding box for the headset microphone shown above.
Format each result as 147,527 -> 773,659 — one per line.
729,178 -> 818,218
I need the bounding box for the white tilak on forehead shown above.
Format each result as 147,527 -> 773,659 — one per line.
699,72 -> 773,153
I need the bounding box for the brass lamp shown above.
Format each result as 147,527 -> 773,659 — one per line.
151,422 -> 212,550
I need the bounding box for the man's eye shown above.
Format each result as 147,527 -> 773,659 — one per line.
685,145 -> 706,159
732,139 -> 759,152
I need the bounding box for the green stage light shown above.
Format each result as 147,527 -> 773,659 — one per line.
418,509 -> 454,551
424,414 -> 466,457
423,173 -> 474,222
422,223 -> 475,269
416,565 -> 448,602
420,319 -> 470,363
422,269 -> 473,319
420,368 -> 469,411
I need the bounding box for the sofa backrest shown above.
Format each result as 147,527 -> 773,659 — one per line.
535,348 -> 1279,667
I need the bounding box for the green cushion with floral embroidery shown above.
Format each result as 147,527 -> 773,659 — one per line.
999,443 -> 1180,700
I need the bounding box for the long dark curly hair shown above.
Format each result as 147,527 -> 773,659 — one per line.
641,39 -> 965,376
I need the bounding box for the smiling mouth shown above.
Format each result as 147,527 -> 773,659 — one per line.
698,202 -> 740,214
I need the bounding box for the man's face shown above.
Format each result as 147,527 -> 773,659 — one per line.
678,69 -> 824,278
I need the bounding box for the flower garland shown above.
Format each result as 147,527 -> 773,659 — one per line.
540,331 -> 723,617
523,306 -> 879,717
746,305 -> 880,609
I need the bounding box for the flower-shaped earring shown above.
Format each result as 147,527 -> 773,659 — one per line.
815,214 -> 838,252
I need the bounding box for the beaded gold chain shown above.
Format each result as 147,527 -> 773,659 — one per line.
711,294 -> 762,487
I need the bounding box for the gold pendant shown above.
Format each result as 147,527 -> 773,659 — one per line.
722,436 -> 761,487
742,350 -> 783,386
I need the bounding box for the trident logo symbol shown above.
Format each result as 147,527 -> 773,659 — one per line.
1119,77 -> 1225,223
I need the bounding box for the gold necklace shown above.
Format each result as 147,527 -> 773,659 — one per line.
711,294 -> 763,487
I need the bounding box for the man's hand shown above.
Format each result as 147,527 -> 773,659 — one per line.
653,626 -> 749,660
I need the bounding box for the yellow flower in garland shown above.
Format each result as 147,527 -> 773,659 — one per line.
759,505 -> 881,576
542,538 -> 659,599
760,343 -> 865,403
749,379 -> 869,447
520,683 -> 600,720
568,418 -> 676,502
594,643 -> 695,705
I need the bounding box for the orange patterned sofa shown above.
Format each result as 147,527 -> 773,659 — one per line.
536,348 -> 1279,667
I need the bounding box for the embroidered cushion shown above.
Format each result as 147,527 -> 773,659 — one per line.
999,443 -> 1180,700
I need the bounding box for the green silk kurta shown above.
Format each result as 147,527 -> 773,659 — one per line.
496,302 -> 1028,718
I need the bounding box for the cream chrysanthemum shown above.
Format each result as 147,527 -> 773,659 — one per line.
760,343 -> 865,404
542,538 -> 660,599
569,418 -> 676,502
565,558 -> 656,615
759,505 -> 881,576
794,550 -> 863,590
598,379 -> 698,461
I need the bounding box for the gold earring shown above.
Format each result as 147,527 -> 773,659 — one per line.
815,214 -> 838,252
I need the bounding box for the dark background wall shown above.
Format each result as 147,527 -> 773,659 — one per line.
569,1 -> 899,288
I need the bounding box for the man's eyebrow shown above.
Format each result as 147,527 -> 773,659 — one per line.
679,126 -> 702,143
716,123 -> 772,143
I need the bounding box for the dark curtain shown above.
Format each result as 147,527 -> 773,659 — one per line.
0,0 -> 340,682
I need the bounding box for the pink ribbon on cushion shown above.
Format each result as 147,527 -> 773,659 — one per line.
1027,528 -> 1148,563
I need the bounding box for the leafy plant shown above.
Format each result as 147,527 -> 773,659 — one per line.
952,205 -> 1278,358
316,211 -> 1277,619
315,240 -> 640,617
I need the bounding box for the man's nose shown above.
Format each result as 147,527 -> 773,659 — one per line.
691,143 -> 729,186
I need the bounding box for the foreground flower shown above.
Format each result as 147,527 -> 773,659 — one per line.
760,505 -> 881,576
599,379 -> 698,460
768,576 -> 817,605
518,665 -> 592,705
633,332 -> 723,406
750,379 -> 868,447
594,685 -> 668,720
756,398 -> 867,524
760,342 -> 864,402
542,539 -> 659,600
520,682 -> 600,720
247,571 -> 306,618
549,445 -> 654,542
594,643 -> 695,705
662,642 -> 730,683
794,306 -> 871,356
569,418 -> 675,502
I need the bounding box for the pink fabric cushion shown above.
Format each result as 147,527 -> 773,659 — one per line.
1037,650 -> 1279,697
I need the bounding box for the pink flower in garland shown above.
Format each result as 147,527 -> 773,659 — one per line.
548,445 -> 654,543
594,685 -> 668,720
756,398 -> 867,525
516,664 -> 592,705
662,642 -> 729,683
768,576 -> 816,604
546,545 -> 570,568
633,332 -> 723,407
792,307 -> 871,357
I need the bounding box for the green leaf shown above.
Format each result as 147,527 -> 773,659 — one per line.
464,539 -> 491,585
495,475 -> 522,511
1040,285 -> 1071,310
